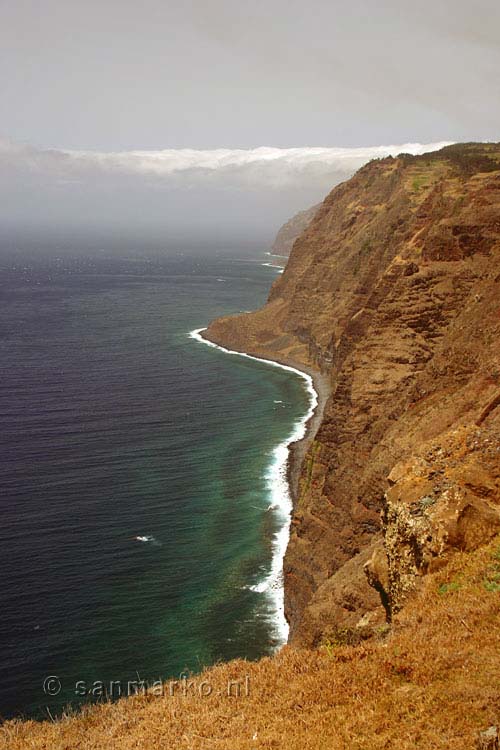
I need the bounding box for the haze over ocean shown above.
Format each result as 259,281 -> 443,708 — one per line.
0,246 -> 310,719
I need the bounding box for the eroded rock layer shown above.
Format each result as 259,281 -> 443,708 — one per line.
205,143 -> 500,647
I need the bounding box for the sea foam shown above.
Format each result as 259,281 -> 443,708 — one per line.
261,262 -> 284,273
189,327 -> 317,646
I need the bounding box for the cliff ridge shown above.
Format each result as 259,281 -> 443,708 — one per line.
205,142 -> 500,646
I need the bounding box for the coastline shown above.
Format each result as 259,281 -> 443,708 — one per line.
284,363 -> 329,501
189,326 -> 330,644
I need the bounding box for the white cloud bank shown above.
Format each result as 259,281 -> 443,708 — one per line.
0,139 -> 453,245
0,139 -> 452,189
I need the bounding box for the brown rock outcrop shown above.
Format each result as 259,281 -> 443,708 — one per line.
205,143 -> 500,646
366,421 -> 500,616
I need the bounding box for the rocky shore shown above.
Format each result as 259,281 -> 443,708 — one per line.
200,327 -> 331,500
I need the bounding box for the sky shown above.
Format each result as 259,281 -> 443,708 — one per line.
1,0 -> 498,249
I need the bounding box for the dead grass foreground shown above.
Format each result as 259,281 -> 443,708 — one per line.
2,538 -> 500,750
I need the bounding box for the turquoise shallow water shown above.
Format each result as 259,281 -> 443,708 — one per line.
0,249 -> 311,719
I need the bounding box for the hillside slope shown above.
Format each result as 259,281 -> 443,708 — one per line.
205,143 -> 500,646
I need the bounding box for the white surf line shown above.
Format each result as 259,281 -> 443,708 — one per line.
265,252 -> 288,259
189,327 -> 318,646
261,262 -> 284,273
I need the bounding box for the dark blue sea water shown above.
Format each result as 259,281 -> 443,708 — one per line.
0,248 -> 310,719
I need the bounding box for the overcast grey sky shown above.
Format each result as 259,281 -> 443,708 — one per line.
2,0 -> 499,150
0,0 -> 498,247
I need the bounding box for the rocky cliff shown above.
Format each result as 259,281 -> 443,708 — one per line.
269,203 -> 320,257
205,143 -> 500,646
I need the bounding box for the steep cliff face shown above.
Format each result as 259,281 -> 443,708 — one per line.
206,143 -> 500,647
269,203 -> 320,257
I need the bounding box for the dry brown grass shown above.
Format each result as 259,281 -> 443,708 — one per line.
2,538 -> 500,750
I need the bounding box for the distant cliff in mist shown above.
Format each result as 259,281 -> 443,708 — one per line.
269,203 -> 320,257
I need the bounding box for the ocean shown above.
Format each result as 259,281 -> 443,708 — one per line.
0,247 -> 312,719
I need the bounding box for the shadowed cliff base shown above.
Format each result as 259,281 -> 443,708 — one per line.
205,142 -> 500,648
